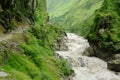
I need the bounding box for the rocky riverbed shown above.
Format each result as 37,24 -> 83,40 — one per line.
56,33 -> 120,80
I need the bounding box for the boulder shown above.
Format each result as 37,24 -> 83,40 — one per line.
83,47 -> 94,56
55,36 -> 68,51
107,59 -> 120,72
114,54 -> 120,59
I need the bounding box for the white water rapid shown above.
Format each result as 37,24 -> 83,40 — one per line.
56,33 -> 120,80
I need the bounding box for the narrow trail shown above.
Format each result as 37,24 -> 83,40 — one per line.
56,33 -> 120,80
0,26 -> 26,42
0,34 -> 12,42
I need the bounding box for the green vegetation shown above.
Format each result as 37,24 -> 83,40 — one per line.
87,0 -> 120,58
0,0 -> 72,80
1,0 -> 120,79
0,0 -> 35,32
2,29 -> 71,79
47,0 -> 103,36
47,0 -> 120,59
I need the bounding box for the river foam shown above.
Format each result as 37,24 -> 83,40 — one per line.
56,33 -> 120,80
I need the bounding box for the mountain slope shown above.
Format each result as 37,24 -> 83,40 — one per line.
47,0 -> 79,18
0,0 -> 72,80
87,0 -> 120,60
47,0 -> 103,35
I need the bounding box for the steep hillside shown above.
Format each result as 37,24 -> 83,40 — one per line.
47,0 -> 103,36
47,0 -> 79,18
0,0 -> 72,80
87,0 -> 120,60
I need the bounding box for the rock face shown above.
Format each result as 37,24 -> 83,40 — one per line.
0,0 -> 36,32
89,44 -> 113,60
0,71 -> 8,77
55,35 -> 68,51
108,59 -> 120,72
87,0 -> 120,63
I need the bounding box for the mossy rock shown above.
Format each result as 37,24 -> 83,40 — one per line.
107,59 -> 120,72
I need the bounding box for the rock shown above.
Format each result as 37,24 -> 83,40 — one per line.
55,52 -> 63,60
83,47 -> 94,56
89,44 -> 112,61
114,54 -> 120,59
55,36 -> 68,51
115,72 -> 120,75
78,57 -> 85,67
0,71 -> 8,77
107,59 -> 120,72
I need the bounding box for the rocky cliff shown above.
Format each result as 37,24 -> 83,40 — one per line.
87,0 -> 120,72
0,0 -> 36,33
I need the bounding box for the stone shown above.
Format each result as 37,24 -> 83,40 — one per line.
114,54 -> 120,59
78,57 -> 85,67
0,71 -> 8,77
107,59 -> 120,72
55,36 -> 68,51
83,47 -> 94,56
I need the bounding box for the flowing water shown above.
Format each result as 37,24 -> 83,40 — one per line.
56,33 -> 120,80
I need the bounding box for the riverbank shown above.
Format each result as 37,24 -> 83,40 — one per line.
56,33 -> 120,80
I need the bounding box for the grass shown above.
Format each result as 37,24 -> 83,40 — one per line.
0,0 -> 72,79
1,27 -> 71,80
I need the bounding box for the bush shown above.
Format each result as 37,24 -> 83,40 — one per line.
56,58 -> 72,77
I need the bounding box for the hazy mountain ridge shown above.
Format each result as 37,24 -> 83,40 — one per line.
47,0 -> 103,35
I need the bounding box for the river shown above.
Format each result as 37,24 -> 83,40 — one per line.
56,33 -> 120,80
